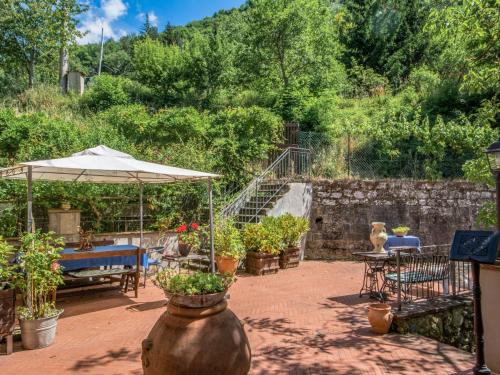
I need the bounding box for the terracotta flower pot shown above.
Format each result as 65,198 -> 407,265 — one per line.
216,256 -> 239,274
142,300 -> 251,375
367,303 -> 393,334
178,242 -> 191,257
165,290 -> 227,309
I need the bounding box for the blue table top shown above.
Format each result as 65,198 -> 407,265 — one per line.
61,244 -> 139,255
384,235 -> 421,250
59,245 -> 144,272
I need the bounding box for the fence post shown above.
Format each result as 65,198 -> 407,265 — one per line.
347,133 -> 351,179
451,261 -> 457,296
396,249 -> 402,311
254,179 -> 259,223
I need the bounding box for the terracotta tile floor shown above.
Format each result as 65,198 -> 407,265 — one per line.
0,261 -> 478,374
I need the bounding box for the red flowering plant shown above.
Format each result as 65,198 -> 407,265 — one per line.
176,222 -> 202,251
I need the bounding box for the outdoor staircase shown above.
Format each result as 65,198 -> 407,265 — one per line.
220,147 -> 311,227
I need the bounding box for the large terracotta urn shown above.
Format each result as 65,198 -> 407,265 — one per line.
142,297 -> 251,375
370,222 -> 388,253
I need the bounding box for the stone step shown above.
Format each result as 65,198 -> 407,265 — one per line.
238,207 -> 270,215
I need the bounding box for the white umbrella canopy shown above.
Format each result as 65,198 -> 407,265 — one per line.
0,145 -> 218,183
0,145 -> 218,273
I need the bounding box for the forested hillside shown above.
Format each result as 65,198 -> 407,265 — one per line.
0,0 -> 498,235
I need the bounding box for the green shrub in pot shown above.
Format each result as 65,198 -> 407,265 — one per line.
155,271 -> 232,296
243,221 -> 283,275
275,214 -> 310,248
14,231 -> 64,349
214,219 -> 245,274
242,222 -> 283,255
154,270 -> 234,308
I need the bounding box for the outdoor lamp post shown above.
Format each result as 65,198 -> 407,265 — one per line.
471,140 -> 500,375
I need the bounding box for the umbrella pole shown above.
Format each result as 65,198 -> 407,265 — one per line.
27,166 -> 33,233
208,178 -> 215,274
140,183 -> 146,289
26,166 -> 33,312
139,183 -> 144,248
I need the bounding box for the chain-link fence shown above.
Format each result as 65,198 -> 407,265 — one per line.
299,131 -> 468,180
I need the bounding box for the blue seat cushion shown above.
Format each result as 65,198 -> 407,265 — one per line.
385,271 -> 445,284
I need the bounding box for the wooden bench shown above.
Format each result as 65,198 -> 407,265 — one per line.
68,268 -> 137,292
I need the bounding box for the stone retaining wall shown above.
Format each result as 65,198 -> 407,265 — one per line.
306,179 -> 494,259
391,296 -> 474,352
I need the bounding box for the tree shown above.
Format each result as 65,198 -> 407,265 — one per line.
53,0 -> 86,92
163,22 -> 181,46
240,0 -> 343,93
141,13 -> 159,40
339,0 -> 432,88
0,0 -> 58,88
132,38 -> 185,105
425,0 -> 499,98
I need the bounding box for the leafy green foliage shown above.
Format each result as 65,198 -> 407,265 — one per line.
0,236 -> 15,287
81,75 -> 131,111
214,219 -> 245,259
154,270 -> 231,296
209,106 -> 282,183
268,214 -> 310,248
14,231 -> 64,320
0,0 -> 498,235
243,222 -> 283,255
0,0 -> 85,88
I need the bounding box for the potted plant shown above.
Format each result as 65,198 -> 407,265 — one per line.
0,237 -> 16,353
155,270 -> 233,308
176,222 -> 201,256
392,226 -> 410,237
273,214 -> 310,269
367,303 -> 393,334
144,271 -> 250,374
243,221 -> 283,275
214,219 -> 245,274
15,231 -> 64,350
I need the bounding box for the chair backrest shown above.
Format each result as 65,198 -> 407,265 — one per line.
403,253 -> 449,282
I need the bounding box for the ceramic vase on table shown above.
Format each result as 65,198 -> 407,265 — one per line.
370,222 -> 388,253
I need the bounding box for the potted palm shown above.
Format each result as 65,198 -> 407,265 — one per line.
214,219 -> 245,274
176,222 -> 202,256
274,214 -> 310,269
243,221 -> 283,275
15,231 -> 64,350
144,271 -> 251,374
0,237 -> 16,352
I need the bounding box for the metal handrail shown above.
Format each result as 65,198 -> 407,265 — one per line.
219,147 -> 311,220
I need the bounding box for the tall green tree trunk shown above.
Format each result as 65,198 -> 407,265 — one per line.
59,47 -> 68,93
